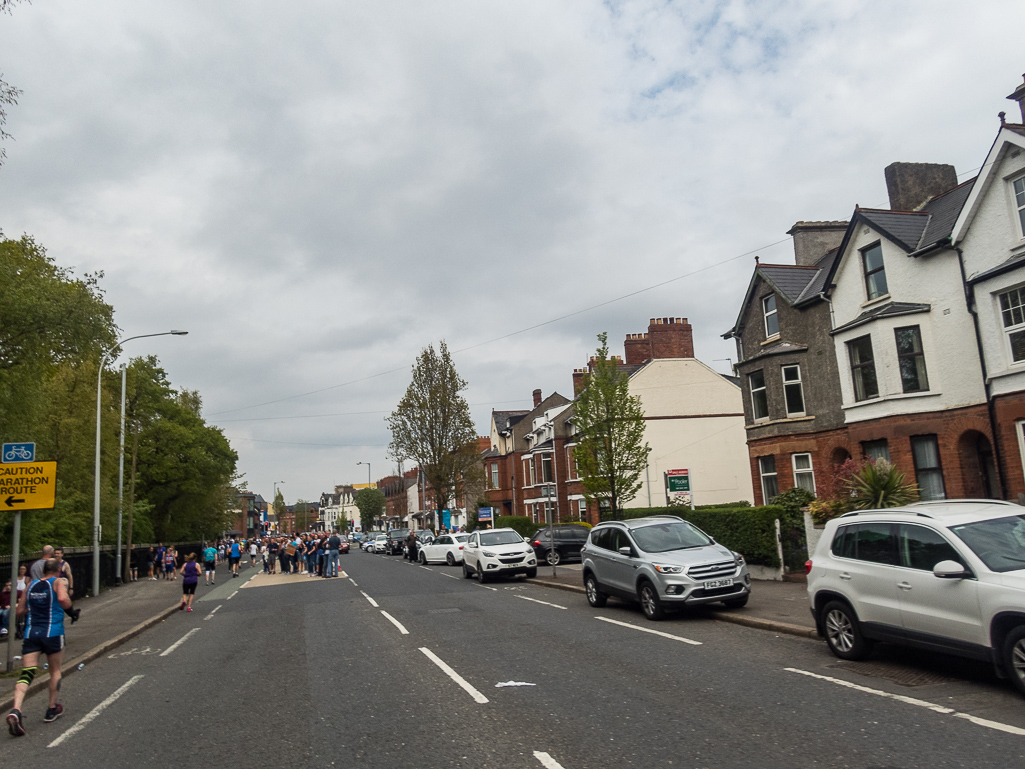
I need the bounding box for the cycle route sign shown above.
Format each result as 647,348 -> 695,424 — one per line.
0,461 -> 57,510
2,442 -> 35,463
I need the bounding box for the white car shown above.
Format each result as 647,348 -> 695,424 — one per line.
462,528 -> 537,582
373,535 -> 388,554
418,534 -> 470,566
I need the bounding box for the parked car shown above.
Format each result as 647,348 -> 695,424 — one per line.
806,500 -> 1025,696
462,528 -> 537,582
373,534 -> 388,554
419,534 -> 470,565
527,525 -> 590,565
404,530 -> 436,561
580,516 -> 751,621
387,528 -> 411,556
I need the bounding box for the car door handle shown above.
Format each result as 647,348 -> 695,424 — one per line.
838,572 -> 851,580
897,582 -> 912,591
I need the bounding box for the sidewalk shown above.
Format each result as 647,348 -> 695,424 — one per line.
527,565 -> 818,638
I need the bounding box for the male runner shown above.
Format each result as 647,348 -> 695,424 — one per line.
6,559 -> 80,736
203,543 -> 218,585
229,539 -> 241,577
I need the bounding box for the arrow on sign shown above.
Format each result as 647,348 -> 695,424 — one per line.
5,496 -> 25,507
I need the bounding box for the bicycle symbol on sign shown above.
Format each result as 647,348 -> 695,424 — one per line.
3,446 -> 33,462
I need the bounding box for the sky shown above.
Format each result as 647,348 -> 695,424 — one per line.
1,0 -> 1023,506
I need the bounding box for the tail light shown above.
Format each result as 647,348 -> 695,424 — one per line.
458,546 -> 463,550
805,559 -> 813,575
533,540 -> 541,547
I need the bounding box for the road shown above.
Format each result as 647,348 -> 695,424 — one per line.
6,553 -> 1025,767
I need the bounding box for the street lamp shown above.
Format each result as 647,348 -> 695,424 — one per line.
93,331 -> 187,599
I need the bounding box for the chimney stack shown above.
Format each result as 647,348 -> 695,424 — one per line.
884,162 -> 958,212
572,369 -> 586,396
787,221 -> 849,266
624,333 -> 650,365
532,388 -> 542,408
647,317 -> 694,359
1008,74 -> 1025,124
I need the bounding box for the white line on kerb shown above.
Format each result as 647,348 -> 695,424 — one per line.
204,605 -> 222,621
595,616 -> 702,645
159,627 -> 200,657
361,591 -> 379,608
380,610 -> 409,635
227,590 -> 239,600
785,667 -> 1025,736
516,595 -> 567,610
48,675 -> 144,748
419,647 -> 489,704
533,751 -> 567,769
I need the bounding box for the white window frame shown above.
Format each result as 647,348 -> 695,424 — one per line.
565,445 -> 578,480
998,285 -> 1025,366
749,369 -> 769,421
791,453 -> 816,494
762,294 -> 779,338
781,364 -> 805,417
758,455 -> 778,503
540,452 -> 553,483
490,463 -> 499,490
1014,175 -> 1025,239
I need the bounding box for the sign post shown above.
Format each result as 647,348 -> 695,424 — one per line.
664,469 -> 694,510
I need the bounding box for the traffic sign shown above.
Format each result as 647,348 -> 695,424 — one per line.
0,461 -> 57,510
2,442 -> 35,463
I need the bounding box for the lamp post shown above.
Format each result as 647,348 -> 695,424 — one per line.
273,480 -> 285,533
93,331 -> 187,599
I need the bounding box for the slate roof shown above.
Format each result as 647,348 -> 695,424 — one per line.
918,179 -> 974,248
795,248 -> 841,305
968,251 -> 1025,284
492,410 -> 529,434
855,178 -> 974,254
830,302 -> 931,335
740,341 -> 810,365
756,264 -> 820,303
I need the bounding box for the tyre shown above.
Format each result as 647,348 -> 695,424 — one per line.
1002,625 -> 1025,697
822,600 -> 874,660
722,594 -> 749,609
585,573 -> 607,608
639,581 -> 665,621
525,567 -> 537,579
446,553 -> 455,566
419,552 -> 427,565
545,550 -> 561,566
477,564 -> 489,584
462,562 -> 472,579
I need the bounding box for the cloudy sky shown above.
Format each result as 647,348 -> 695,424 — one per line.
1,0 -> 1023,505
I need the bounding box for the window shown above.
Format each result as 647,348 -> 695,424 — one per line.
782,364 -> 805,416
522,457 -> 536,487
848,335 -> 879,401
911,435 -> 946,501
895,326 -> 929,392
792,453 -> 816,494
490,464 -> 499,489
763,294 -> 779,337
862,243 -> 888,300
862,439 -> 890,462
540,453 -> 553,483
999,287 -> 1025,364
843,522 -> 897,565
577,499 -> 587,520
897,524 -> 965,572
1015,176 -> 1025,238
566,446 -> 578,479
758,455 -> 779,502
749,370 -> 769,420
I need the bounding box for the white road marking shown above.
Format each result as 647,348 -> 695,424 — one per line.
474,584 -> 498,591
419,647 -> 489,704
48,675 -> 145,748
349,578 -> 358,587
595,616 -> 702,645
227,590 -> 239,600
380,610 -> 410,635
785,667 -> 1025,736
419,565 -> 432,571
204,605 -> 222,621
159,628 -> 200,657
441,573 -> 460,580
361,591 -> 379,607
534,751 -> 567,769
516,595 -> 567,610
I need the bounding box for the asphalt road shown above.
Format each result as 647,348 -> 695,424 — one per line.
6,553 -> 1025,768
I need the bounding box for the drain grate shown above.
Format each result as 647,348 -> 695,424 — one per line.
832,660 -> 957,687
428,608 -> 462,614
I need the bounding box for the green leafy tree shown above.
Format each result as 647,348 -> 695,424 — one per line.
0,1 -> 30,166
293,499 -> 313,532
573,332 -> 650,521
355,487 -> 385,532
387,341 -> 481,530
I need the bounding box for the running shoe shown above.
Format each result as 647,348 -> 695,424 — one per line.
6,709 -> 25,736
186,607 -> 193,612
179,601 -> 185,611
43,704 -> 63,723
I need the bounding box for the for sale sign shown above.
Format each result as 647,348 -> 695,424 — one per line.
664,469 -> 693,508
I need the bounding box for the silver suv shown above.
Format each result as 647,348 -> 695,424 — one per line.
806,500 -> 1025,696
580,516 -> 751,621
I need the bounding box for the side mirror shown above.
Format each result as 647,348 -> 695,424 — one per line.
618,546 -> 633,557
933,560 -> 970,579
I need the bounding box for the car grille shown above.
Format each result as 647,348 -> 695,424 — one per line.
687,560 -> 736,580
499,556 -> 524,564
690,584 -> 744,599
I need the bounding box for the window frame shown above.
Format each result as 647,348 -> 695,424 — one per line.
540,452 -> 553,483
911,434 -> 946,501
749,369 -> 769,421
998,285 -> 1025,366
1014,175 -> 1025,240
781,364 -> 805,417
894,325 -> 930,393
861,243 -> 888,301
758,455 -> 779,503
791,452 -> 816,494
489,463 -> 499,490
847,335 -> 879,401
862,439 -> 890,463
762,294 -> 779,338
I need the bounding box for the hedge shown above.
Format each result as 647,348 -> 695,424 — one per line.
609,506 -> 789,568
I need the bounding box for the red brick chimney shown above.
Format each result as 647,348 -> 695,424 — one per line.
647,317 -> 693,359
532,388 -> 542,408
572,369 -> 587,396
624,333 -> 650,365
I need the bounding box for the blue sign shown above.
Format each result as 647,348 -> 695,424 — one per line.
442,509 -> 451,529
477,507 -> 493,521
2,442 -> 35,463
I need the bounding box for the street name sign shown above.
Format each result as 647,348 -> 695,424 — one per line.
2,442 -> 35,463
0,461 -> 57,510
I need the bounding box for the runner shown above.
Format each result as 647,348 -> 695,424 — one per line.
53,549 -> 74,595
229,539 -> 241,577
203,543 -> 218,585
249,539 -> 258,568
179,554 -> 201,612
6,559 -> 80,736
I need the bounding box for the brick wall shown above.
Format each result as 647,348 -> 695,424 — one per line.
993,393 -> 1025,500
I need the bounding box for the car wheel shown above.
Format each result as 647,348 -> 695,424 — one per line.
525,567 -> 537,579
546,550 -> 561,566
639,581 -> 665,621
462,562 -> 472,579
1002,625 -> 1025,697
446,553 -> 455,566
477,564 -> 489,584
722,594 -> 749,609
419,552 -> 427,565
585,574 -> 607,608
822,600 -> 873,660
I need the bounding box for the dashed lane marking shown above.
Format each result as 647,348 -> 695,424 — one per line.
361,591 -> 379,608
419,647 -> 489,704
48,675 -> 145,748
349,578 -> 358,587
516,595 -> 567,610
534,751 -> 567,769
474,584 -> 498,592
381,610 -> 409,635
419,565 -> 432,571
785,667 -> 1025,736
227,590 -> 239,600
595,616 -> 702,645
440,573 -> 460,579
159,628 -> 200,657
204,605 -> 222,621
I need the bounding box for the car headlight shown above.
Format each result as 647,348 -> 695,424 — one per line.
733,551 -> 745,564
482,551 -> 496,558
653,564 -> 684,574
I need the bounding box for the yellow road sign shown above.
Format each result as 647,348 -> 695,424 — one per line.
0,461 -> 57,510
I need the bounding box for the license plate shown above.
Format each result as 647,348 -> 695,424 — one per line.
703,578 -> 734,589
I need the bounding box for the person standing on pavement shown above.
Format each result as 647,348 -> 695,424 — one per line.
6,559 -> 79,736
203,543 -> 218,585
0,580 -> 10,638
179,554 -> 200,612
325,532 -> 340,577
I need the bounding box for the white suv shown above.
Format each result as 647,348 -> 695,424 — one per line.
462,528 -> 537,582
807,500 -> 1025,695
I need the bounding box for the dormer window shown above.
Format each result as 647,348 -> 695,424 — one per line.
1014,176 -> 1025,238
862,243 -> 888,300
762,294 -> 779,337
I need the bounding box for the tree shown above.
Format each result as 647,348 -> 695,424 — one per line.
293,499 -> 314,532
387,341 -> 480,530
573,332 -> 650,520
0,0 -> 29,166
354,487 -> 385,533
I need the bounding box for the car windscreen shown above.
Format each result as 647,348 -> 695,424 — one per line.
949,514 -> 1025,573
479,531 -> 523,546
629,521 -> 712,553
